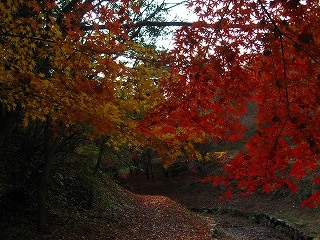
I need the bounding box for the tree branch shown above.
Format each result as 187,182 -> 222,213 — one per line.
57,0 -> 95,28
0,33 -> 56,43
80,21 -> 193,32
134,21 -> 192,28
57,0 -> 80,26
130,1 -> 167,40
257,0 -> 320,66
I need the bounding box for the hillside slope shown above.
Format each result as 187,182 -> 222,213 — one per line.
0,178 -> 214,240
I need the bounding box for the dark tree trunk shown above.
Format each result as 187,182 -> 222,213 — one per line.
36,116 -> 58,234
197,162 -> 207,179
0,105 -> 20,147
89,138 -> 106,208
167,167 -> 173,189
147,158 -> 155,184
37,179 -> 50,233
150,160 -> 155,184
134,158 -> 140,187
146,166 -> 149,179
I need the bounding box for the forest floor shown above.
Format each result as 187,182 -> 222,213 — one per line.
0,177 -> 214,240
1,162 -> 320,239
119,163 -> 320,240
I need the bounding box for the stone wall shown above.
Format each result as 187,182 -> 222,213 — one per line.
190,207 -> 319,240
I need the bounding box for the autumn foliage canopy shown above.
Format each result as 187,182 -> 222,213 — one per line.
0,0 -> 319,207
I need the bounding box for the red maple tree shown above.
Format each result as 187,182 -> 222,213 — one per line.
141,0 -> 320,207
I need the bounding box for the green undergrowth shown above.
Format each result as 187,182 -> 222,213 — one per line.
49,143 -> 134,211
98,176 -> 135,211
0,145 -> 137,240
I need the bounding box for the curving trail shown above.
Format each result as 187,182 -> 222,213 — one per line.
210,212 -> 291,240
219,226 -> 289,240
119,163 -> 320,240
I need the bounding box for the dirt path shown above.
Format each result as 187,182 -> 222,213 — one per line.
218,226 -> 289,240
119,165 -> 320,240
209,212 -> 291,240
121,181 -> 293,240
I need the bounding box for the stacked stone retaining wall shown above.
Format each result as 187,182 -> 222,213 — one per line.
190,207 -> 319,240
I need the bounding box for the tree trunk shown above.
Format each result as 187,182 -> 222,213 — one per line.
89,138 -> 106,208
197,162 -> 207,179
147,158 -> 155,184
0,105 -> 20,147
167,167 -> 173,189
134,158 -> 140,187
150,160 -> 155,184
36,116 -> 58,234
146,166 -> 149,179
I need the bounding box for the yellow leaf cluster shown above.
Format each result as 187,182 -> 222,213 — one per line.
0,0 -> 165,132
0,0 -> 213,167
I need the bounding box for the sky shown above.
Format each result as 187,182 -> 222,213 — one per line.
155,0 -> 199,49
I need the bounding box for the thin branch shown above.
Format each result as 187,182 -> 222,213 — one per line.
0,22 -> 24,36
134,20 -> 192,28
284,34 -> 320,66
57,0 -> 95,30
130,0 -> 167,39
279,35 -> 290,114
264,118 -> 288,178
164,1 -> 188,11
257,0 -> 320,66
57,0 -> 80,26
204,0 -> 233,58
0,33 -> 57,43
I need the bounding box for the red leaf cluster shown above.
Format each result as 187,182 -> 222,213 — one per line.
141,0 -> 320,206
